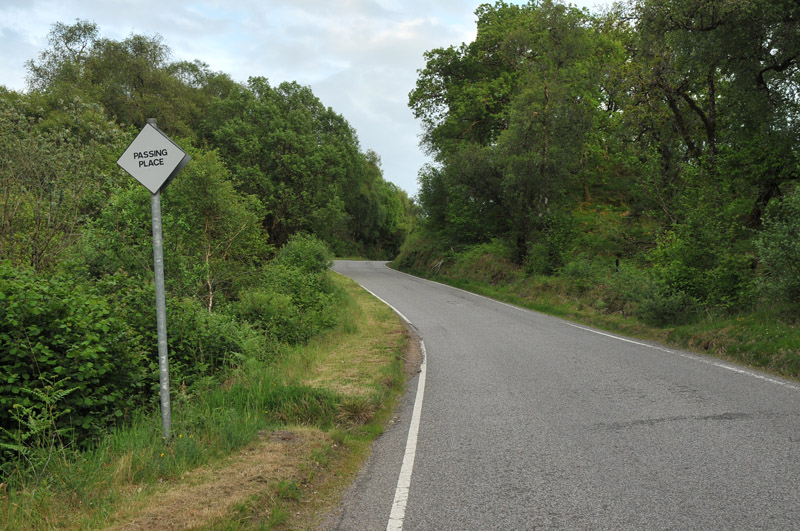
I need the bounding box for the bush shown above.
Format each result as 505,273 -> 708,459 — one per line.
167,298 -> 264,380
91,270 -> 268,387
646,216 -> 755,313
603,261 -> 649,316
524,213 -> 577,276
274,233 -> 333,274
0,263 -> 147,464
560,254 -> 606,295
637,283 -> 701,326
232,260 -> 343,345
449,240 -> 516,284
756,187 -> 800,308
233,288 -> 308,344
393,232 -> 451,273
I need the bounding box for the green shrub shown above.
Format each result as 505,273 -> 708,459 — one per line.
167,298 -> 263,381
0,263 -> 148,466
274,233 -> 333,274
449,240 -> 516,284
232,261 -> 342,345
646,216 -> 755,313
756,187 -> 800,307
524,214 -> 577,276
393,232 -> 451,273
233,289 -> 307,344
560,254 -> 606,295
637,285 -> 701,326
92,271 -> 267,387
603,261 -> 649,316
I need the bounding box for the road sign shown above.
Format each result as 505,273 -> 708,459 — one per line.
117,119 -> 191,441
117,123 -> 190,193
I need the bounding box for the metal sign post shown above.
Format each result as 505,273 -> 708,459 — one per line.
117,118 -> 190,441
150,187 -> 171,440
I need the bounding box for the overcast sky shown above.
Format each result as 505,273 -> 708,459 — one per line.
0,0 -> 609,196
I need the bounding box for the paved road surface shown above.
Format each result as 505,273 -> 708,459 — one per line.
325,261 -> 800,530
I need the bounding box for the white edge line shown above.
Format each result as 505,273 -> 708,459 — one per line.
332,270 -> 425,531
387,340 -> 426,531
383,264 -> 799,392
566,323 -> 799,390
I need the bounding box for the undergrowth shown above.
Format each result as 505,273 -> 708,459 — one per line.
393,228 -> 800,380
0,273 -> 408,529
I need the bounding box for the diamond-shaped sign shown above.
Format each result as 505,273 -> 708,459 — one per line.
117,123 -> 189,193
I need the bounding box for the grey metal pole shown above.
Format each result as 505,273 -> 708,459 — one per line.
148,118 -> 171,441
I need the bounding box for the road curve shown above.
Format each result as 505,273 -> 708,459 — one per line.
327,260 -> 800,530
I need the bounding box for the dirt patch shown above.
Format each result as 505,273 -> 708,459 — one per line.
401,324 -> 423,380
108,428 -> 330,530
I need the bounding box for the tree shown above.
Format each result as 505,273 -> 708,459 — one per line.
629,0 -> 800,222
26,20 -> 236,140
0,91 -> 128,272
410,1 -> 612,260
165,149 -> 269,310
25,20 -> 100,93
204,77 -> 412,255
496,1 -> 605,260
204,78 -> 348,246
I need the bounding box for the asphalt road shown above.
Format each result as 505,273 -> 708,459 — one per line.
325,260 -> 800,530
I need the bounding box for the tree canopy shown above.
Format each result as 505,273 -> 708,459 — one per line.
408,0 -> 799,312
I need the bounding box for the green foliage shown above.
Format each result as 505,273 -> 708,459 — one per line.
203,78 -> 348,247
646,206 -> 755,314
637,287 -> 700,327
339,152 -> 416,259
1,382 -> 76,457
409,0 -> 797,322
0,16 -> 412,496
524,213 -> 577,276
163,147 -> 270,308
167,298 -> 263,380
81,148 -> 270,307
393,231 -> 452,274
756,186 -> 800,307
411,1 -> 620,258
448,240 -> 517,285
273,233 -> 332,275
236,265 -> 341,345
228,237 -> 340,346
203,78 -> 413,254
79,185 -> 153,278
233,289 -> 305,344
21,20 -> 412,263
0,263 -> 148,468
25,20 -> 236,139
0,93 -> 129,272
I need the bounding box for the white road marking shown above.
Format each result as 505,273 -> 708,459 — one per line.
348,278 -> 413,326
385,264 -> 799,392
333,270 -> 427,530
566,323 -> 800,391
387,340 -> 426,531
566,323 -> 675,353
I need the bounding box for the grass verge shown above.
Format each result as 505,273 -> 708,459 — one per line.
0,272 -> 410,529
